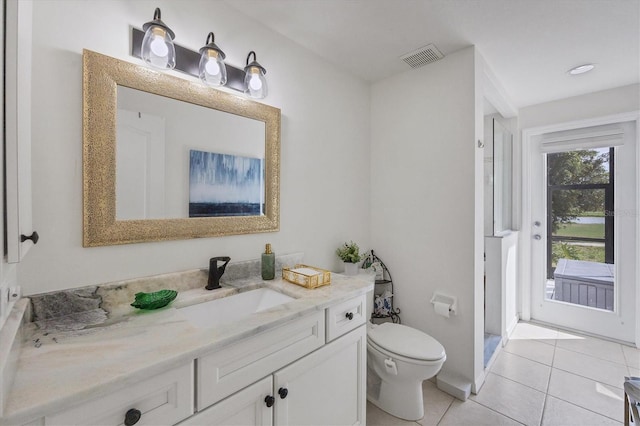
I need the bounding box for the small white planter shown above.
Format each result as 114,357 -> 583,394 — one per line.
343,262 -> 359,276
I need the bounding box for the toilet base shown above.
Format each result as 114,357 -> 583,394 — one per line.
367,378 -> 424,421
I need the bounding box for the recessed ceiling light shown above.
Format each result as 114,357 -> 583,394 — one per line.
568,64 -> 595,75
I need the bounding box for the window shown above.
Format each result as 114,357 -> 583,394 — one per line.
546,147 -> 614,310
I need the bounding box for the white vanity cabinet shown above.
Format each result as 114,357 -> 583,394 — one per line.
184,325 -> 366,426
185,294 -> 367,426
10,292 -> 368,426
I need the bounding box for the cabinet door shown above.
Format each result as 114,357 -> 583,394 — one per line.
179,377 -> 273,426
274,325 -> 366,426
5,0 -> 35,263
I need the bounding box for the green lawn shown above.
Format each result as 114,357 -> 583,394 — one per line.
551,242 -> 605,267
580,211 -> 605,217
554,223 -> 604,239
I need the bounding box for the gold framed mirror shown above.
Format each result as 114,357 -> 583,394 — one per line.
82,49 -> 280,246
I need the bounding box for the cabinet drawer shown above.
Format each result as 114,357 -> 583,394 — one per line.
326,294 -> 366,342
198,311 -> 324,409
46,362 -> 193,426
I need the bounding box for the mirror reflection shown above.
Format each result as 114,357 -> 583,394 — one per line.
116,86 -> 265,220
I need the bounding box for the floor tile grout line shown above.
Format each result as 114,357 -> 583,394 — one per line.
553,342 -> 629,389
486,353 -> 621,425
622,346 -> 640,371
434,398 -> 455,426
483,370 -> 549,396
468,395 -> 529,425
554,343 -> 628,367
471,372 -> 546,424
539,392 -> 548,426
544,385 -> 624,423
501,347 -> 555,369
549,364 -> 626,391
540,344 -> 555,426
550,344 -> 625,424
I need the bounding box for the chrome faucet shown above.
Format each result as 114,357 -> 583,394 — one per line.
206,256 -> 231,290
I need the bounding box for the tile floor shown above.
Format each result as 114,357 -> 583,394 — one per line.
367,322 -> 632,425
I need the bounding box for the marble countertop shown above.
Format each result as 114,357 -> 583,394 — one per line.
2,274 -> 373,424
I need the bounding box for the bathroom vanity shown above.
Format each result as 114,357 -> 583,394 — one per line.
0,273 -> 371,425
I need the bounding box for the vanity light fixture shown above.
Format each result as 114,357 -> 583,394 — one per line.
568,63 -> 595,75
244,51 -> 268,99
132,15 -> 269,98
141,8 -> 176,70
199,32 -> 227,87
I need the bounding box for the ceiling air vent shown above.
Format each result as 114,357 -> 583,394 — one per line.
400,44 -> 444,69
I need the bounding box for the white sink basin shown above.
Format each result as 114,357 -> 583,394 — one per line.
178,288 -> 295,328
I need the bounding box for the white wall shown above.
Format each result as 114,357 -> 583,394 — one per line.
519,84 -> 640,129
17,0 -> 371,295
370,47 -> 485,389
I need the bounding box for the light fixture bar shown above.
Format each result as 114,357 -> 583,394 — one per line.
131,27 -> 245,92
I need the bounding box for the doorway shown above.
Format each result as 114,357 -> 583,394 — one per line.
524,116 -> 638,343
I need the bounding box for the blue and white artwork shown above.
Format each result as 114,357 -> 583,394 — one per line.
189,150 -> 264,217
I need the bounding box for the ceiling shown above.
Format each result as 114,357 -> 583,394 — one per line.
225,0 -> 640,109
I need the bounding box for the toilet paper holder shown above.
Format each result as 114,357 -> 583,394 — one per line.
430,292 -> 457,316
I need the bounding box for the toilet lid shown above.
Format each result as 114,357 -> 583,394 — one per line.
368,323 -> 445,361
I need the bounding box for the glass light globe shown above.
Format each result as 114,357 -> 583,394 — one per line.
199,49 -> 227,87
141,26 -> 176,70
244,66 -> 268,99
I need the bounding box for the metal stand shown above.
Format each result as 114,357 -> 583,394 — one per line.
363,250 -> 401,324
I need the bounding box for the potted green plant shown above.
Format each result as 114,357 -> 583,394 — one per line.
336,241 -> 362,276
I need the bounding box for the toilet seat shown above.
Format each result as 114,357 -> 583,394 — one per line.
368,323 -> 445,362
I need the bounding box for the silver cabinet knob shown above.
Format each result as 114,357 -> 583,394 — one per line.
534,221 -> 541,227
533,234 -> 542,240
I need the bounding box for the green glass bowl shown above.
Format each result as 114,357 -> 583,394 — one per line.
131,290 -> 178,310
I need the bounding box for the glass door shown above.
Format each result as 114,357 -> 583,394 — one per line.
529,121 -> 636,342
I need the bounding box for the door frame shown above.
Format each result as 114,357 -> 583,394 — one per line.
521,111 -> 640,345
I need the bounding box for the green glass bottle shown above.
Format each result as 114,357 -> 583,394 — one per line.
261,243 -> 275,280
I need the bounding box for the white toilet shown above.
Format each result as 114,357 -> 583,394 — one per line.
367,322 -> 446,421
